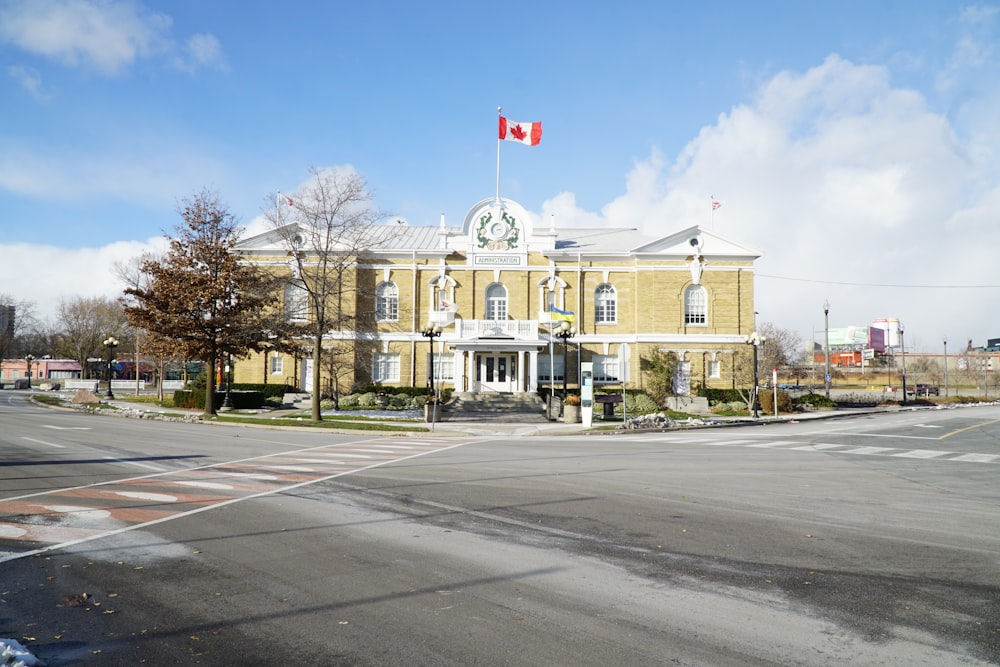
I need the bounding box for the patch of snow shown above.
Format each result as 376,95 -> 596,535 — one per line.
0,638 -> 43,667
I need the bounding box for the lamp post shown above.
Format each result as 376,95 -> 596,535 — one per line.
745,331 -> 765,418
553,320 -> 576,409
823,300 -> 831,399
943,336 -> 949,398
220,352 -> 234,411
103,336 -> 119,399
900,324 -> 907,405
420,324 -> 443,398
25,354 -> 34,387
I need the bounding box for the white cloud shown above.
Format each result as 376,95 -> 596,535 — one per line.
0,238 -> 167,322
5,64 -> 49,100
546,53 -> 1000,348
0,0 -> 224,76
171,32 -> 227,74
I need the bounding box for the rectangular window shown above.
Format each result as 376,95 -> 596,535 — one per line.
708,359 -> 721,379
426,353 -> 454,382
537,354 -> 565,383
592,355 -> 620,382
372,353 -> 400,383
269,353 -> 283,375
285,283 -> 309,322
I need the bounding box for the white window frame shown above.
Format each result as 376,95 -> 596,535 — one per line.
684,285 -> 707,326
269,353 -> 284,375
284,281 -> 308,322
375,281 -> 399,322
595,283 -> 617,324
592,355 -> 620,383
372,353 -> 400,383
426,352 -> 455,382
708,359 -> 721,379
485,283 -> 508,321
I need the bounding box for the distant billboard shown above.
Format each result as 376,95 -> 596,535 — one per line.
868,326 -> 886,354
827,326 -> 869,347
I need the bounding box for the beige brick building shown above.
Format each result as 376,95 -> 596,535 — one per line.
233,197 -> 761,398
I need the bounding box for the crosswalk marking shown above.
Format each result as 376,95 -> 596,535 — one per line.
651,436 -> 998,464
790,443 -> 844,451
949,453 -> 999,462
0,437 -> 478,563
892,449 -> 949,459
840,446 -> 897,455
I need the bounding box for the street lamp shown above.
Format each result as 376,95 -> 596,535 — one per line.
220,352 -> 234,411
900,324 -> 907,405
823,299 -> 831,399
420,324 -> 443,398
103,336 -> 119,399
25,354 -> 34,387
943,336 -> 949,398
745,331 -> 766,418
553,320 -> 576,407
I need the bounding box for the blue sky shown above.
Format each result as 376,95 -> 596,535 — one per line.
1,1 -> 998,353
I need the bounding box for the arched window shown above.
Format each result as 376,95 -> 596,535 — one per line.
595,283 -> 616,324
485,283 -> 508,320
284,281 -> 308,322
375,281 -> 398,321
684,285 -> 707,325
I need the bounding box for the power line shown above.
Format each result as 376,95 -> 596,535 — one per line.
756,273 -> 1000,289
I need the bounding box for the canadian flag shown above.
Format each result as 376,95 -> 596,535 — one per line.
499,116 -> 542,146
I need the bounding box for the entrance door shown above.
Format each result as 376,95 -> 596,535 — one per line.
476,353 -> 517,393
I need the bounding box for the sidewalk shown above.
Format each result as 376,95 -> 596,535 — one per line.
98,397 -> 897,437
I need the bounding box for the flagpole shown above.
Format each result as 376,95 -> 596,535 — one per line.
710,195 -> 715,230
496,106 -> 502,206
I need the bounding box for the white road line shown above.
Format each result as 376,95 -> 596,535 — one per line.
949,453 -> 1000,463
892,449 -> 950,459
700,439 -> 755,446
102,457 -> 167,472
790,443 -> 844,451
746,441 -> 801,448
840,446 -> 897,455
22,437 -> 64,448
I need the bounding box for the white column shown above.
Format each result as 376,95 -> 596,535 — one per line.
528,351 -> 539,393
517,350 -> 526,392
452,350 -> 466,391
466,351 -> 477,393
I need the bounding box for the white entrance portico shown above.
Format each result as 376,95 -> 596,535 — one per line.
448,330 -> 547,394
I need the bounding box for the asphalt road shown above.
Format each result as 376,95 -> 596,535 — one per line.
1,392 -> 998,665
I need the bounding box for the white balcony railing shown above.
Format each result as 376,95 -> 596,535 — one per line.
454,319 -> 539,340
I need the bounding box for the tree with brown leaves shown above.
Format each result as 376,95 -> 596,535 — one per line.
124,190 -> 280,415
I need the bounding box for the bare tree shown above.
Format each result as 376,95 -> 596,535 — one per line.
115,253 -> 187,400
53,296 -> 128,377
124,190 -> 281,415
262,168 -> 386,421
757,322 -> 804,374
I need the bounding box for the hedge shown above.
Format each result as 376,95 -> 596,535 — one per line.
173,390 -> 266,410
